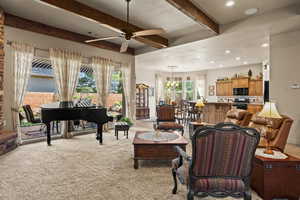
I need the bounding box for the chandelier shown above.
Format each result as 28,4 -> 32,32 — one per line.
166,66 -> 179,89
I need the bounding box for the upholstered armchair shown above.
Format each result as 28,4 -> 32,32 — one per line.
224,109 -> 253,126
156,105 -> 184,135
248,114 -> 293,152
172,123 -> 260,200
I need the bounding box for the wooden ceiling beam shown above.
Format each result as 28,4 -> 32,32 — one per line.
166,0 -> 219,34
39,0 -> 168,49
4,13 -> 135,55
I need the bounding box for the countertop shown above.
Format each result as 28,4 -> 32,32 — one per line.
205,102 -> 264,105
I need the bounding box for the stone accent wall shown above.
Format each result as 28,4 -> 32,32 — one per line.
0,8 -> 4,129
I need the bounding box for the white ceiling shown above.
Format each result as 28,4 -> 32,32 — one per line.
191,0 -> 300,24
136,29 -> 270,72
1,0 -> 298,50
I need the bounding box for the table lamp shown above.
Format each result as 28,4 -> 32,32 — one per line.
195,100 -> 205,123
258,101 -> 282,155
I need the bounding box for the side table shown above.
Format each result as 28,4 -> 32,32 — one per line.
251,154 -> 300,200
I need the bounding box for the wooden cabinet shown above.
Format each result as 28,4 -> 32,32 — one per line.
232,77 -> 249,88
249,80 -> 263,96
216,81 -> 232,96
217,78 -> 263,97
136,84 -> 150,120
247,104 -> 263,114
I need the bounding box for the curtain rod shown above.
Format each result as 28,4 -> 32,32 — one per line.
6,40 -> 123,66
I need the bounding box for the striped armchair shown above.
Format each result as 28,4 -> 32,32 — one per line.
172,123 -> 260,200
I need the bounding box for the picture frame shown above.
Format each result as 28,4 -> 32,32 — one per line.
208,85 -> 215,96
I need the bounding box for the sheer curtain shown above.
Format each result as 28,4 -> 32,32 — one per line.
11,42 -> 34,143
91,57 -> 113,107
50,49 -> 82,138
122,62 -> 136,121
194,75 -> 206,99
155,73 -> 164,104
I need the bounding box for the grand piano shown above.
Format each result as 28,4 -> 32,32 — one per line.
41,102 -> 113,146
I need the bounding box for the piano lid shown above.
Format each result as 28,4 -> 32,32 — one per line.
41,102 -> 99,109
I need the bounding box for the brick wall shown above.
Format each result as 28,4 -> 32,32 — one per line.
0,8 -> 4,129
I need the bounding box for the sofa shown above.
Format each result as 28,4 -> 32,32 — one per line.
248,114 -> 293,152
224,109 -> 253,126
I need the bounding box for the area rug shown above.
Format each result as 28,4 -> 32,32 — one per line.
0,122 -> 262,200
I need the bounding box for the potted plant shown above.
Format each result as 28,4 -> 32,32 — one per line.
119,117 -> 133,127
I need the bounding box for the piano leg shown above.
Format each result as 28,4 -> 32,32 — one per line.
97,124 -> 103,145
46,123 -> 51,146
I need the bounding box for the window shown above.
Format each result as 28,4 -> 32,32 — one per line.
110,70 -> 123,94
76,70 -> 96,93
185,80 -> 194,101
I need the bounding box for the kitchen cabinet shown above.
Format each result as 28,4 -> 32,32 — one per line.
216,81 -> 232,96
249,80 -> 263,96
232,77 -> 249,88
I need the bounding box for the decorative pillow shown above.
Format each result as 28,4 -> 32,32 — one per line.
226,109 -> 246,120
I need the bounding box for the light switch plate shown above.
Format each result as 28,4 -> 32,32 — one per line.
290,84 -> 300,89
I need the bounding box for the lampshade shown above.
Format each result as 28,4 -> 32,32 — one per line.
195,100 -> 205,108
258,102 -> 282,119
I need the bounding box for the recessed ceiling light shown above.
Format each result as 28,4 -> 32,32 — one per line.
236,57 -> 241,61
245,8 -> 258,16
243,61 -> 248,65
210,61 -> 215,64
225,50 -> 231,54
261,43 -> 269,48
226,1 -> 235,7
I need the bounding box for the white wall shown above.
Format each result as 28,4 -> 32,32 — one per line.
270,29 -> 300,145
206,63 -> 263,102
3,26 -> 134,131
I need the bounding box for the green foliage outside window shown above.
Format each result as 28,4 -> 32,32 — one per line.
76,72 -> 96,93
185,80 -> 194,101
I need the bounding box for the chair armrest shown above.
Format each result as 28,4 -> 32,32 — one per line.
174,146 -> 191,162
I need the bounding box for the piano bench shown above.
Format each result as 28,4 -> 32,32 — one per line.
115,122 -> 129,140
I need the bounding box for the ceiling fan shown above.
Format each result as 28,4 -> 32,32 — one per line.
85,0 -> 166,53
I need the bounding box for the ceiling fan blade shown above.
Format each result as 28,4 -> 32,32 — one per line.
85,36 -> 120,43
120,40 -> 130,53
133,29 -> 166,37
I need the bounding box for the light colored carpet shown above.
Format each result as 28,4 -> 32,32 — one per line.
0,121 -> 299,200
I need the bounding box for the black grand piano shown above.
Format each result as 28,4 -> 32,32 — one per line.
41,102 -> 113,146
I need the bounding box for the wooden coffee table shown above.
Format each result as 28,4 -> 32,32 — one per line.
133,131 -> 188,169
251,154 -> 300,200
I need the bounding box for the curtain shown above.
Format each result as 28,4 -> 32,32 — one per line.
11,42 -> 34,143
155,73 -> 164,104
122,62 -> 136,121
91,57 -> 113,107
194,75 -> 206,100
50,49 -> 82,138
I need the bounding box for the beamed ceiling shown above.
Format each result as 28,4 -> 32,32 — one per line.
0,0 -> 299,54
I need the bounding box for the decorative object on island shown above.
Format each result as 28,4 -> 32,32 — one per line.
195,100 -> 205,123
136,83 -> 150,120
258,101 -> 282,155
248,69 -> 253,77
